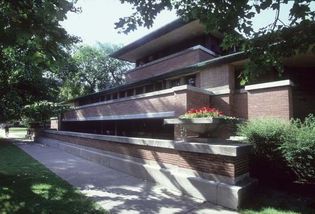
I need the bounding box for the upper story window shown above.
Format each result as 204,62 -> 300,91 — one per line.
155,82 -> 163,91
127,89 -> 134,97
170,78 -> 180,88
119,91 -> 126,98
105,94 -> 111,101
185,75 -> 196,87
135,87 -> 144,95
145,84 -> 154,93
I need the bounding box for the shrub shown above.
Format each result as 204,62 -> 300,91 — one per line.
281,115 -> 315,183
237,115 -> 315,183
237,118 -> 289,159
237,118 -> 294,183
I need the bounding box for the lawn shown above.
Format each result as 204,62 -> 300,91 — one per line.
0,140 -> 107,214
0,127 -> 27,139
240,183 -> 315,214
8,127 -> 28,139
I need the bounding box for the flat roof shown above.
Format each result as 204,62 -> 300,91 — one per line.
111,19 -> 221,62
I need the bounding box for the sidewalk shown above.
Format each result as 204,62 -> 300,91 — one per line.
16,142 -> 237,214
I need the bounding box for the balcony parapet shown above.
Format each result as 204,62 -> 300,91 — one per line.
62,85 -> 212,122
72,85 -> 213,110
126,45 -> 217,83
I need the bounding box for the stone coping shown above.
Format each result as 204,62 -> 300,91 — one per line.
245,79 -> 293,91
43,130 -> 252,157
63,111 -> 176,122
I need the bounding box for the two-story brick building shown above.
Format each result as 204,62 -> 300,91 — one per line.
56,19 -> 315,138
43,19 -> 315,210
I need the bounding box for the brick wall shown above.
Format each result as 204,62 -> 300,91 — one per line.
126,49 -> 214,83
231,92 -> 248,119
247,86 -> 293,120
186,90 -> 210,110
199,65 -> 232,89
64,93 -> 176,120
63,88 -> 210,121
41,132 -> 249,178
210,94 -> 231,116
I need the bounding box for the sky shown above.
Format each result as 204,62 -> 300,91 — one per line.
61,0 -> 313,46
61,0 -> 177,46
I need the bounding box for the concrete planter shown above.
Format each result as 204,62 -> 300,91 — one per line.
165,118 -> 242,139
164,118 -> 229,134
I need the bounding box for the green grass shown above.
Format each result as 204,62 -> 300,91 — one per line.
0,127 -> 27,139
240,184 -> 315,214
8,127 -> 27,139
0,140 -> 107,214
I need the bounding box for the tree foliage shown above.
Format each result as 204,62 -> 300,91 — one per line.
22,101 -> 70,126
58,43 -> 132,100
0,0 -> 79,122
115,0 -> 315,82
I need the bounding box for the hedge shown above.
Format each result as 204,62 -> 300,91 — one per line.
237,115 -> 315,183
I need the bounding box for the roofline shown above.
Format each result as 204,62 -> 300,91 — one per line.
110,18 -> 187,60
66,51 -> 246,103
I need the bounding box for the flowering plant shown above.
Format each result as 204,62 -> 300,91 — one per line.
179,107 -> 224,119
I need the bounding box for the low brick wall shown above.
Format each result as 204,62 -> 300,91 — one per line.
37,130 -> 255,210
247,86 -> 293,120
39,131 -> 249,179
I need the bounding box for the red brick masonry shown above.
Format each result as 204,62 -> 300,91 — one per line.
126,48 -> 214,83
41,132 -> 249,178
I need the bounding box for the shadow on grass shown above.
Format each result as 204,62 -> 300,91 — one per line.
240,183 -> 315,214
0,140 -> 106,214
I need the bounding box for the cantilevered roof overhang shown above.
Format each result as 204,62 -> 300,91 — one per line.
110,19 -> 221,62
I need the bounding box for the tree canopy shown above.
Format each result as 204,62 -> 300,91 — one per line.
115,0 -> 315,81
0,0 -> 79,122
58,43 -> 132,100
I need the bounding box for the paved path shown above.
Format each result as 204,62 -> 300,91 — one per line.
16,142 -> 237,214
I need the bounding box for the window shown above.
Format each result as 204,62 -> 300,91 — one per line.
119,91 -> 126,98
170,79 -> 180,87
127,89 -> 134,97
100,96 -> 106,102
91,96 -> 98,103
105,94 -> 111,101
185,75 -> 196,87
145,84 -> 154,93
155,82 -> 163,91
135,87 -> 143,95
112,93 -> 118,100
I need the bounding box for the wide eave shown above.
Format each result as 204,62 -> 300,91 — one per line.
110,19 -> 221,62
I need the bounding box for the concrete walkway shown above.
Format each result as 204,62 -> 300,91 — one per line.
16,142 -> 237,214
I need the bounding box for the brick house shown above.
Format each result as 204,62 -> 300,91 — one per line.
43,19 -> 315,210
57,19 -> 315,138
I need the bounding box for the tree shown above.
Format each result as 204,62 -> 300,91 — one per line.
115,0 -> 315,82
59,43 -> 132,100
0,0 -> 79,122
22,101 -> 70,127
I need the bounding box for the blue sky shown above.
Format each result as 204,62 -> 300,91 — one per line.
61,0 -> 313,46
